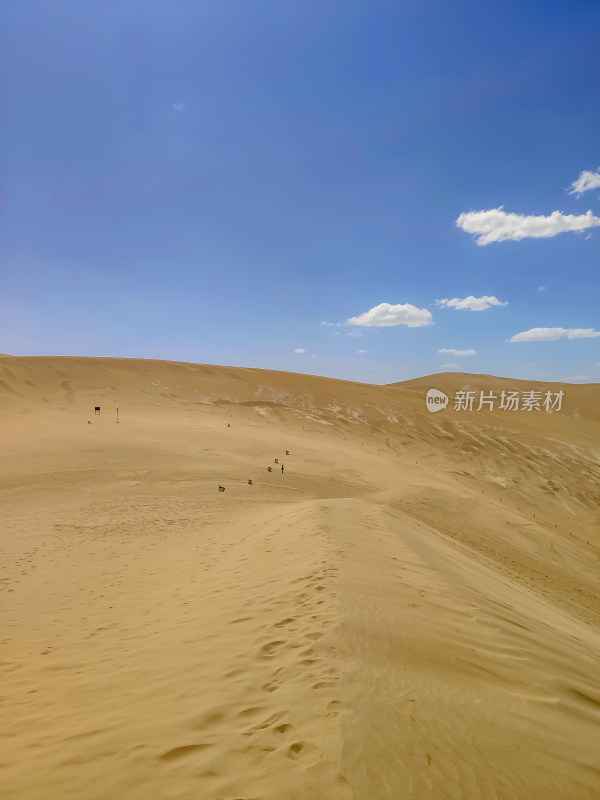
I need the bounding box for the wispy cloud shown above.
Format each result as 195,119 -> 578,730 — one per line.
172,103 -> 186,111
436,295 -> 507,311
538,285 -> 546,292
294,347 -> 306,354
348,302 -> 433,328
456,207 -> 600,245
440,363 -> 458,369
509,327 -> 600,342
568,168 -> 600,196
357,349 -> 368,354
438,348 -> 476,356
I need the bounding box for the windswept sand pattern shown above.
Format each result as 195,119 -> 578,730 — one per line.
1,490 -> 352,798
1,356 -> 599,799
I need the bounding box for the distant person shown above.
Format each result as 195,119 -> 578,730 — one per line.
281,464 -> 284,474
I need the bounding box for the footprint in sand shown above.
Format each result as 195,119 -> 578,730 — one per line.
274,723 -> 293,734
237,706 -> 265,719
327,700 -> 341,717
259,640 -> 285,657
312,680 -> 336,690
244,712 -> 284,735
273,617 -> 295,628
287,741 -> 305,760
159,743 -> 211,761
304,631 -> 324,641
284,739 -> 320,767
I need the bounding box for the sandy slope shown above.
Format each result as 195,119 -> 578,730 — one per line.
1,356 -> 599,800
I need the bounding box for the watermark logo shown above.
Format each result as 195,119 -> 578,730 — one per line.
426,388 -> 449,413
426,388 -> 564,413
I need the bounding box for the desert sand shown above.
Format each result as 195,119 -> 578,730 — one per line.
1,355 -> 599,800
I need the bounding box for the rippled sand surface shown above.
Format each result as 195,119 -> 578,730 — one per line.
2,356 -> 599,799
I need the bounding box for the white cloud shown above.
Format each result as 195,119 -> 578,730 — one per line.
294,347 -> 306,354
456,207 -> 600,245
347,302 -> 433,328
436,295 -> 507,311
441,363 -> 458,369
538,285 -> 546,292
509,327 -> 600,342
357,349 -> 368,354
172,103 -> 186,111
438,348 -> 477,356
568,168 -> 600,196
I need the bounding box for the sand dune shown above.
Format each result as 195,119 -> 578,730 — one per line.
1,356 -> 599,799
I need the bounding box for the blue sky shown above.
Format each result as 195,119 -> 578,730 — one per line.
1,0 -> 599,383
